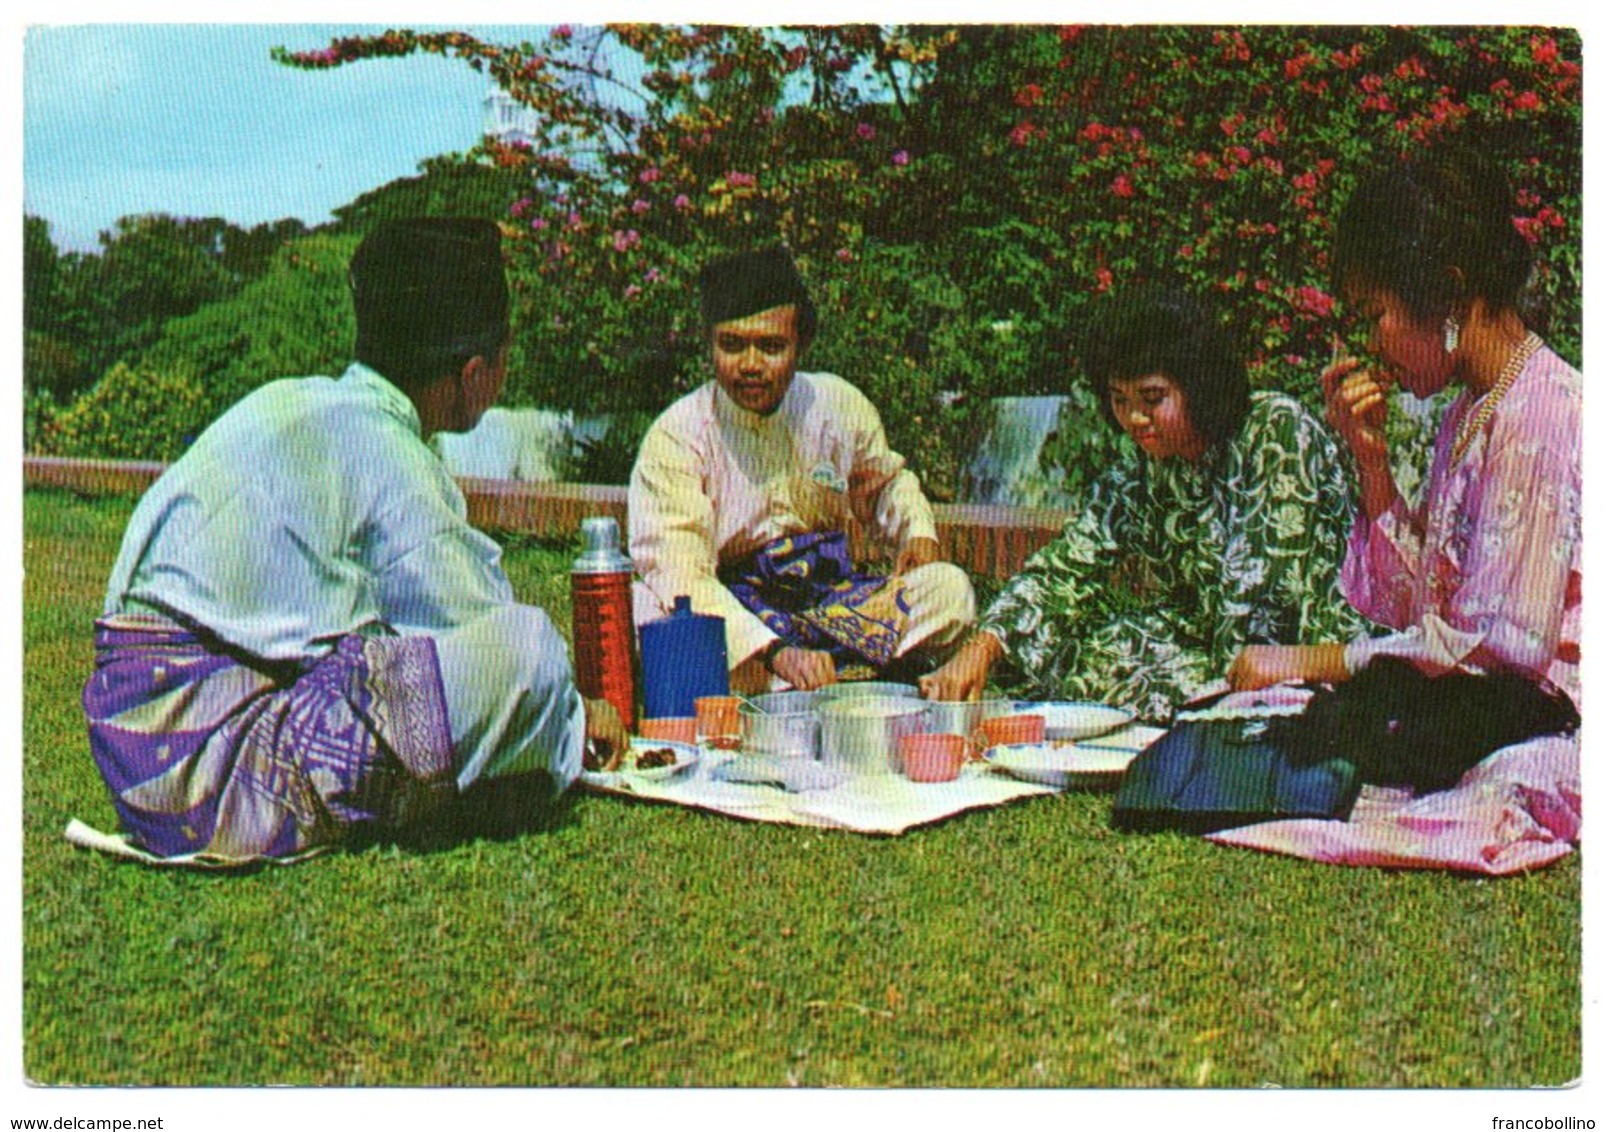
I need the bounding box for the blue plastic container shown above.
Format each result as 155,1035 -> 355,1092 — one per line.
639,595 -> 730,719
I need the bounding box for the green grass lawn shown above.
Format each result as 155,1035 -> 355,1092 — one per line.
22,488 -> 1580,1087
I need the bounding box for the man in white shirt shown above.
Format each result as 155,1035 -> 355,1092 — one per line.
629,247 -> 975,694
83,218 -> 626,861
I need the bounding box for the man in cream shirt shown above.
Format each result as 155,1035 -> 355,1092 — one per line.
629,247 -> 975,694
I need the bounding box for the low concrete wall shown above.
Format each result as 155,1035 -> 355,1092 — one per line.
25,456 -> 1068,580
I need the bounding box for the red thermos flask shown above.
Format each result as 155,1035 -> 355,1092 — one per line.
570,515 -> 637,733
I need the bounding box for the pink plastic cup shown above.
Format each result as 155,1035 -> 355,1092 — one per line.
639,716 -> 696,746
899,732 -> 968,783
977,713 -> 1046,752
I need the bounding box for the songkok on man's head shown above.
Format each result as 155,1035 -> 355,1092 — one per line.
698,246 -> 817,339
350,218 -> 509,384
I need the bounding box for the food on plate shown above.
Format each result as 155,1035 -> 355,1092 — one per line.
634,746 -> 679,770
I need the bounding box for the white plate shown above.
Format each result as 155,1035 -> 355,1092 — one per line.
986,742 -> 1138,787
1013,700 -> 1135,741
622,738 -> 700,781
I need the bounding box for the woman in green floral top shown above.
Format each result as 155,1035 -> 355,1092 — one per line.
920,286 -> 1369,722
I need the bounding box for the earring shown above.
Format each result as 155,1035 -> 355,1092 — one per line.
1443,314 -> 1461,354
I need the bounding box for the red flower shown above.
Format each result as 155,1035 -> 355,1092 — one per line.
1111,173 -> 1135,198
1014,83 -> 1043,108
1511,90 -> 1543,112
1010,120 -> 1041,146
1512,216 -> 1544,244
1532,36 -> 1559,65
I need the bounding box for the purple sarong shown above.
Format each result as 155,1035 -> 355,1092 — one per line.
82,614 -> 455,860
718,531 -> 911,676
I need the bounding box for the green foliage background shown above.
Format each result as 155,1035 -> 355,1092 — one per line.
27,24 -> 1581,500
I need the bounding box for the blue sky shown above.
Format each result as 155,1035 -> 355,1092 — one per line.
24,24 -> 535,251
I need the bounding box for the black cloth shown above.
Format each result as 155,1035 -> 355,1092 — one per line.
1278,657 -> 1579,793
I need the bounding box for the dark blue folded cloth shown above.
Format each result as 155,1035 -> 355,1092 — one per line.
1111,717 -> 1359,835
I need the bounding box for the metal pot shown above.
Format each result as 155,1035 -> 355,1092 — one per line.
739,690 -> 819,761
814,681 -> 920,706
818,694 -> 930,776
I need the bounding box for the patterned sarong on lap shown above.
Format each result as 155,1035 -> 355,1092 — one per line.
82,614 -> 455,860
718,531 -> 910,679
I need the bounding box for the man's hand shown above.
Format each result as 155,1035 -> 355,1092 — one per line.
1226,644 -> 1349,692
895,536 -> 942,576
582,696 -> 629,771
771,646 -> 838,691
918,632 -> 1003,702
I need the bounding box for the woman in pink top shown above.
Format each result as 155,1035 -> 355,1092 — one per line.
1228,146 -> 1580,712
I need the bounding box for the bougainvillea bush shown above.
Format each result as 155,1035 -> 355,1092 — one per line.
266,23 -> 1580,495
37,24 -> 1580,497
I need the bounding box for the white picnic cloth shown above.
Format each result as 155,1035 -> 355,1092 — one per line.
581,749 -> 1060,833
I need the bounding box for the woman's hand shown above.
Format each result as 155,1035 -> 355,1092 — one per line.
583,696 -> 629,771
1226,644 -> 1349,691
1321,355 -> 1392,471
919,632 -> 1003,701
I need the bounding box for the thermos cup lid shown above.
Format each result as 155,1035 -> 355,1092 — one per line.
573,515 -> 632,573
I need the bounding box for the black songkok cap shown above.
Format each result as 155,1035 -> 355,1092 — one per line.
698,246 -> 815,328
350,218 -> 509,354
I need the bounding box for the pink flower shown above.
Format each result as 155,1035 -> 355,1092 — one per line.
530,217 -> 548,231
836,247 -> 853,262
727,171 -> 756,188
856,122 -> 876,140
624,284 -> 643,300
639,166 -> 662,184
644,267 -> 664,284
892,150 -> 910,166
632,199 -> 651,214
510,197 -> 534,218
1010,121 -> 1039,146
567,211 -> 583,229
1293,285 -> 1336,318
673,194 -> 692,210
552,24 -> 574,39
1512,216 -> 1544,244
613,229 -> 641,253
1111,173 -> 1135,198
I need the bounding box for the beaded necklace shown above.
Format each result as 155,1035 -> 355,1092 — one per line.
1449,332 -> 1542,466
